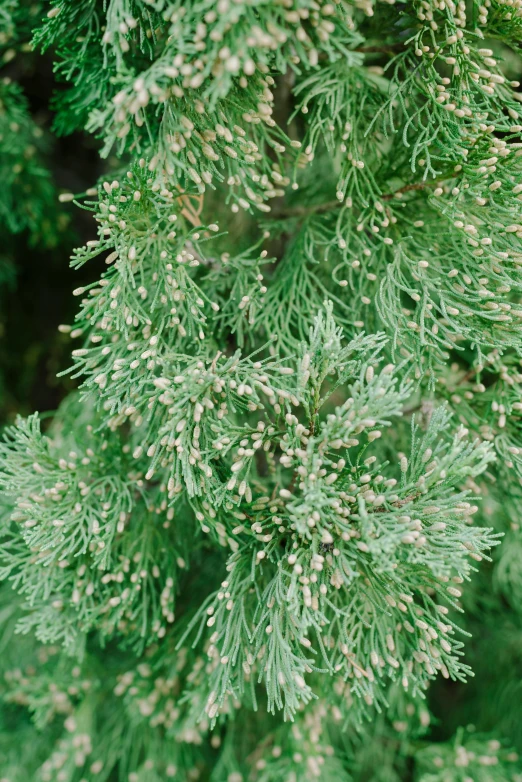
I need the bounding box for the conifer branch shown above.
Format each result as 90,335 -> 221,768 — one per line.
1,0 -> 522,778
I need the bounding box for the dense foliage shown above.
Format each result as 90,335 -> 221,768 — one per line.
2,0 -> 522,780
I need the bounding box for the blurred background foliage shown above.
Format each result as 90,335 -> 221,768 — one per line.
0,0 -> 105,422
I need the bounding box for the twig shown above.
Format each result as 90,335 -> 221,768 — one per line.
346,653 -> 370,678
355,43 -> 406,54
272,180 -> 441,220
176,191 -> 204,227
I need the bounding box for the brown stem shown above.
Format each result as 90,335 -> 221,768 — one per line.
273,199 -> 341,219
346,653 -> 370,678
272,180 -> 442,220
354,44 -> 405,54
382,180 -> 435,201
176,190 -> 204,227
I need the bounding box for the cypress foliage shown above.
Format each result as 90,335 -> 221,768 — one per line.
2,1 -> 522,779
